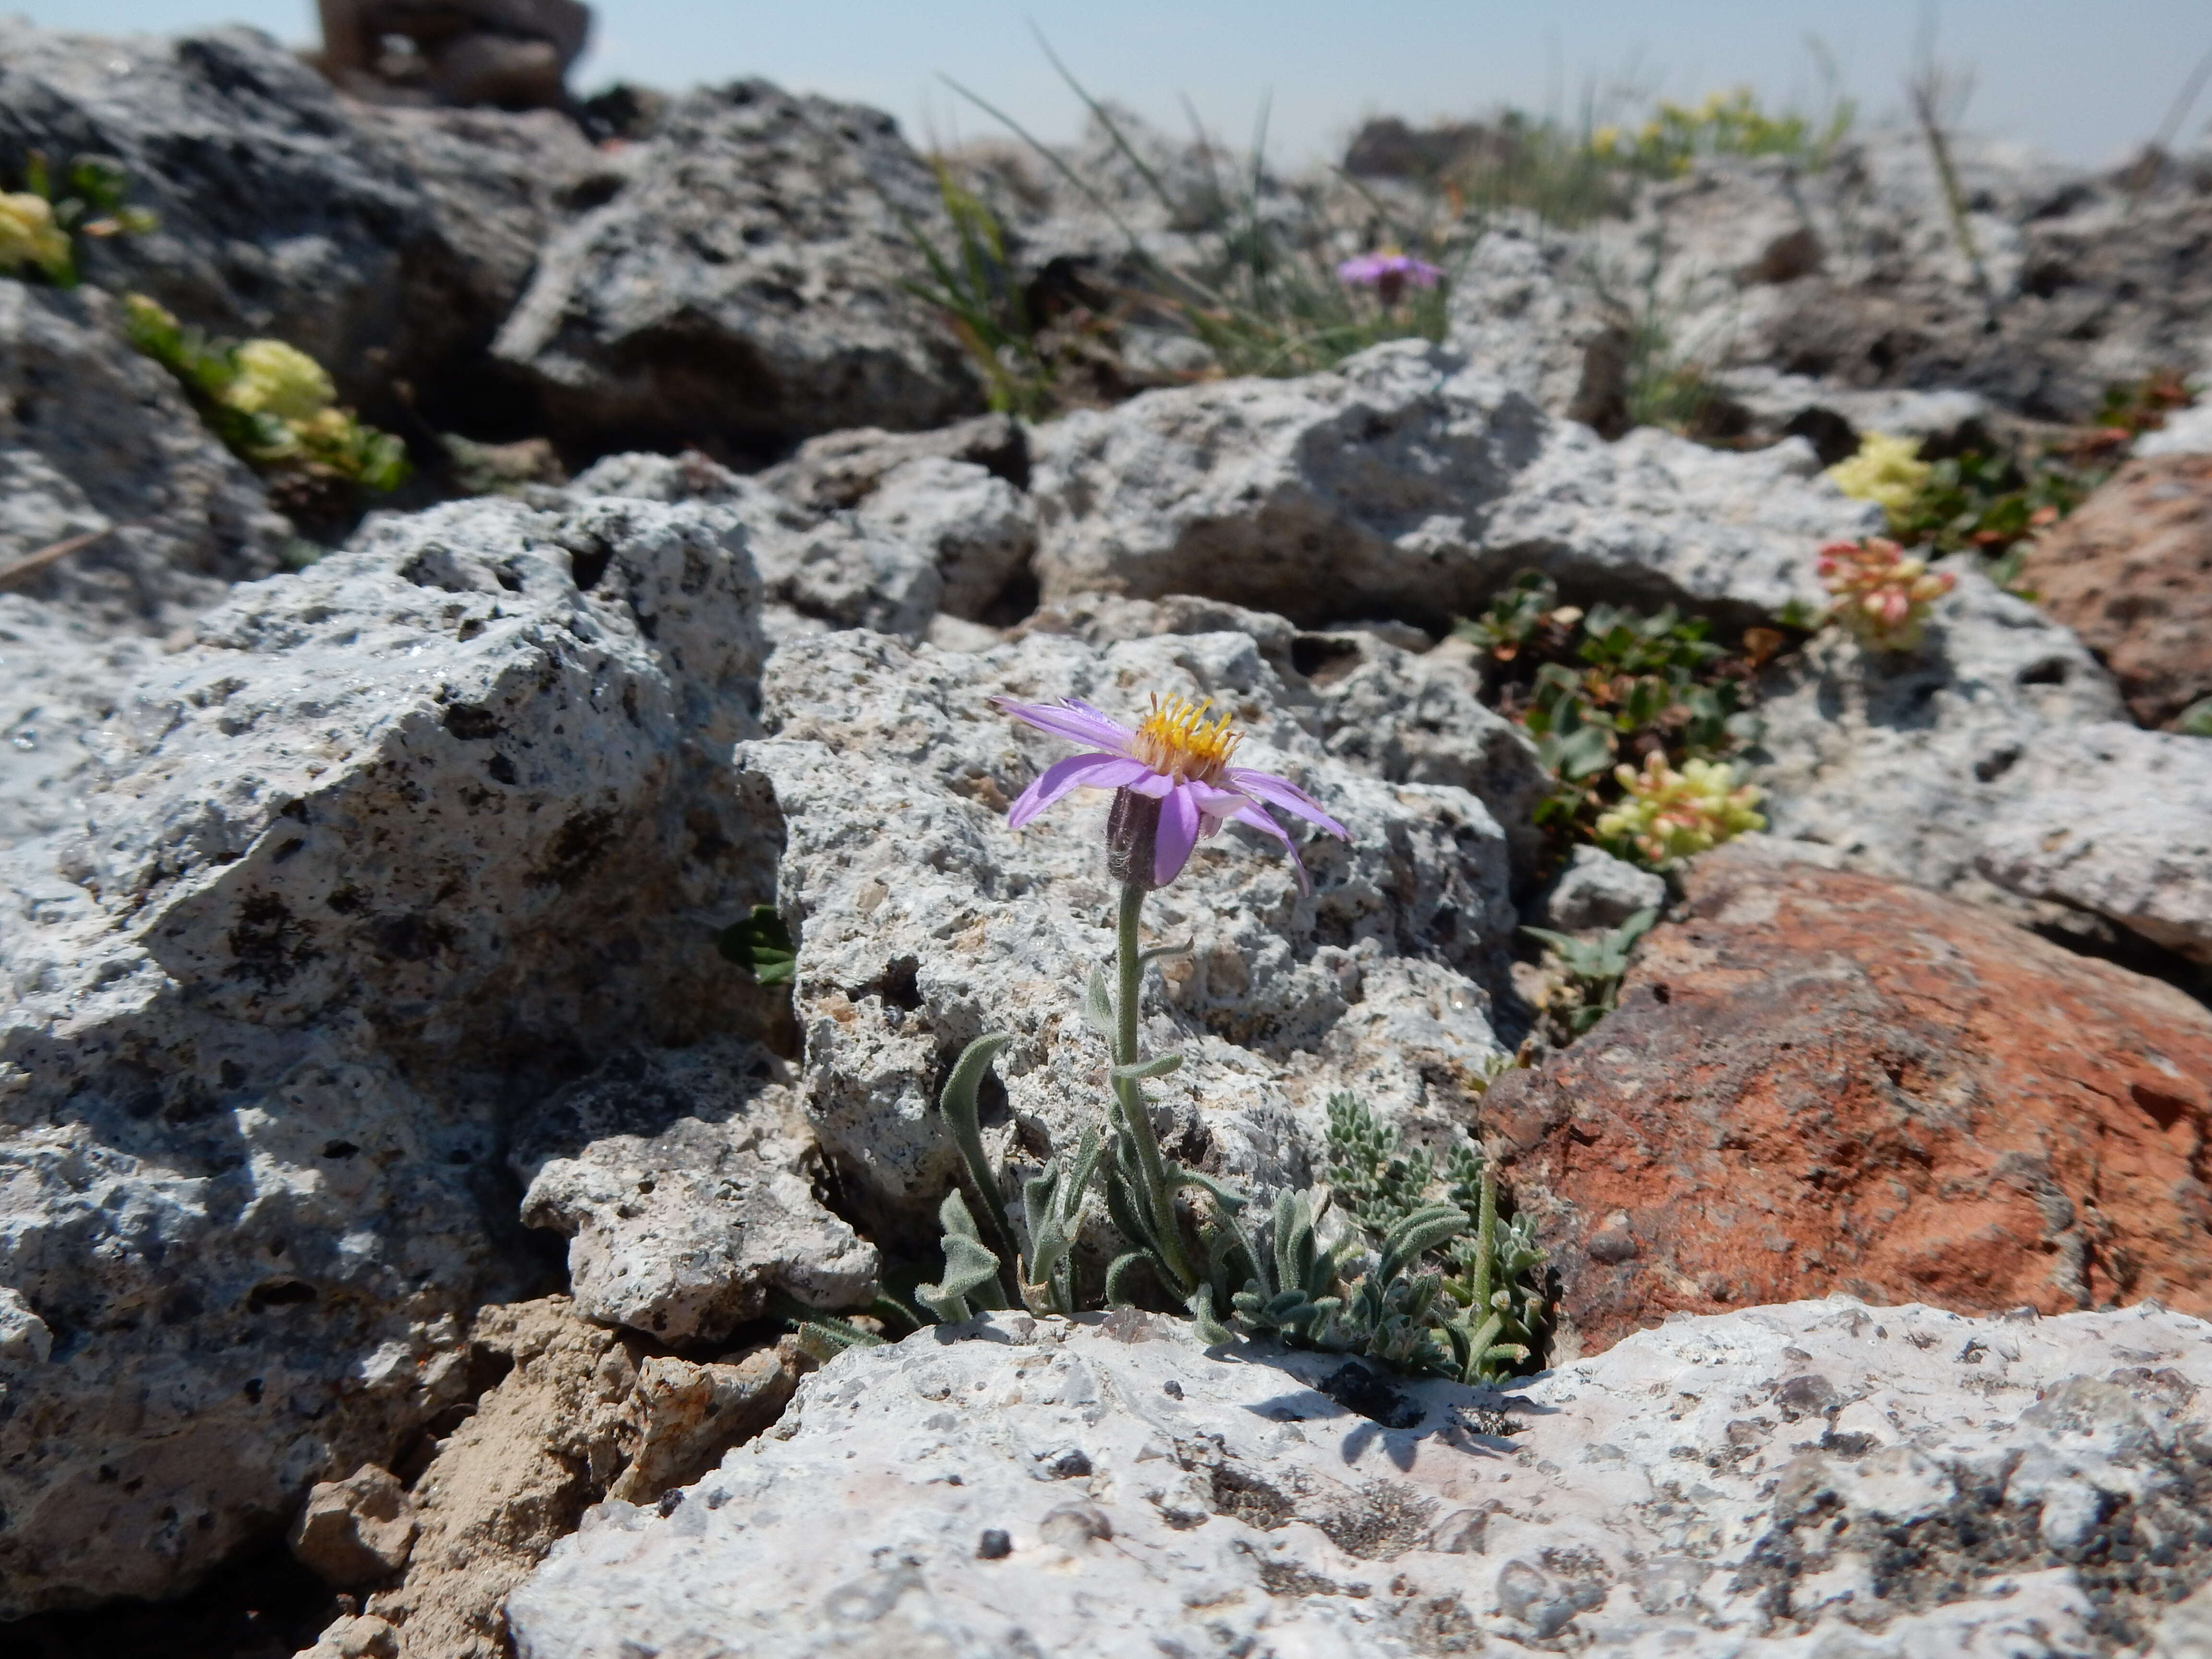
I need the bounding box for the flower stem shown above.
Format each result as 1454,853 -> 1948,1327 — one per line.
1115,880 -> 1195,1291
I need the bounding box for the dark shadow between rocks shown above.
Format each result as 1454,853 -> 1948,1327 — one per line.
1,1542 -> 338,1659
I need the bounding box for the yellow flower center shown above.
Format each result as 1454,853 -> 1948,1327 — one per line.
1130,694 -> 1241,784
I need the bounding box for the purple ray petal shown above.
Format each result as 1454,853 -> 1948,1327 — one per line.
1231,802 -> 1312,893
1153,781 -> 1203,888
994,697 -> 1135,754
1184,779 -> 1251,819
1008,753 -> 1155,829
1123,767 -> 1177,799
1225,767 -> 1349,840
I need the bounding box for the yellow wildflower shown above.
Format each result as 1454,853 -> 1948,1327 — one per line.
0,192 -> 70,276
219,338 -> 336,423
1826,431 -> 1931,526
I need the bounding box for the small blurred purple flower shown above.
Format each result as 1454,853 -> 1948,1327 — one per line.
996,693 -> 1348,892
1336,248 -> 1443,306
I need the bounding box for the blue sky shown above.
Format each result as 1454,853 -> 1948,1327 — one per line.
19,2 -> 2212,167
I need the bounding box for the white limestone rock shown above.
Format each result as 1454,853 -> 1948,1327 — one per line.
512,1039 -> 880,1344
1443,218 -> 1614,415
568,449 -> 1033,640
2138,398 -> 2212,458
1750,565 -> 2126,901
853,457 -> 1037,623
0,493 -> 794,1614
1976,721 -> 2212,964
1030,339 -> 1876,631
0,22 -> 599,422
1714,367 -> 1995,460
509,1297 -> 2212,1659
493,79 -> 981,453
741,623 -> 1522,1238
0,1285 -> 49,1370
0,598 -> 160,849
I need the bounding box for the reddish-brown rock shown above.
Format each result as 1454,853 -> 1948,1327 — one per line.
2016,453 -> 2212,728
1486,846 -> 2212,1357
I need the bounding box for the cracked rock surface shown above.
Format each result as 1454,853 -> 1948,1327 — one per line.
509,1297 -> 2212,1659
512,1039 -> 879,1344
1750,565 -> 2125,905
0,493 -> 792,1613
1030,338 -> 1877,630
338,1297 -> 804,1659
1975,721 -> 2212,965
493,79 -> 982,453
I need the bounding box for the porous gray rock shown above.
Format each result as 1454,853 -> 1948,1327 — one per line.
1030,339 -> 1876,631
0,280 -> 290,629
509,1297 -> 2212,1659
745,503 -> 943,643
0,22 -> 595,421
1569,133 -> 2212,425
341,100 -> 607,403
0,599 -> 158,848
1751,565 -> 2127,902
0,1285 -> 49,1368
493,79 -> 982,454
758,413 -> 1027,513
1976,722 -> 2212,964
742,621 -> 1523,1238
512,1040 -> 879,1344
1530,845 -> 1667,933
565,451 -> 958,642
853,457 -> 1037,624
0,493 -> 795,1614
1443,218 -> 1615,416
2152,1578 -> 2212,1659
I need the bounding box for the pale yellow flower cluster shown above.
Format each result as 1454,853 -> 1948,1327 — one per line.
1826,431 -> 1931,525
218,339 -> 337,424
0,192 -> 69,276
1596,753 -> 1766,866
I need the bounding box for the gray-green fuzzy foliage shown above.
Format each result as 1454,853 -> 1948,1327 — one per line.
806,901 -> 1547,1387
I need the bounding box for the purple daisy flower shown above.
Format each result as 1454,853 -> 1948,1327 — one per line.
996,693 -> 1349,892
1336,248 -> 1444,306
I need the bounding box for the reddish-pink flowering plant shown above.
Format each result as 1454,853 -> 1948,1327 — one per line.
1335,248 -> 1443,307
998,692 -> 1348,891
1816,536 -> 1956,652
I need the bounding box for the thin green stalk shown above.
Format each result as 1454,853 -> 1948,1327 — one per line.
1115,881 -> 1195,1289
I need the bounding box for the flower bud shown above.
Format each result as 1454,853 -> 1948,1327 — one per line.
1105,788 -> 1162,890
